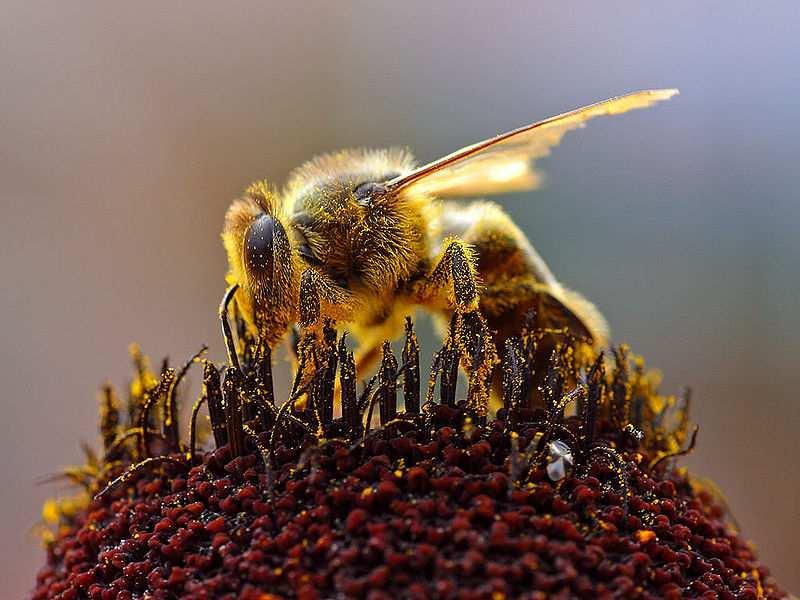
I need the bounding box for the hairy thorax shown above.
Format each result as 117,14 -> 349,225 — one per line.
291,183 -> 432,300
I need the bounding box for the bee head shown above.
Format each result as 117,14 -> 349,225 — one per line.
223,182 -> 300,347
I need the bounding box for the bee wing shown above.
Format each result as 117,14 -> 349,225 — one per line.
386,89 -> 678,198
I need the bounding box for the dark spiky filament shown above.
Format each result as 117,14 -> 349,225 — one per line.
401,317 -> 421,414
48,298 -> 699,514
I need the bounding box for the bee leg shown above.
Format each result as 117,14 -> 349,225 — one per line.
299,269 -> 321,329
418,238 -> 498,414
299,267 -> 358,331
425,237 -> 480,312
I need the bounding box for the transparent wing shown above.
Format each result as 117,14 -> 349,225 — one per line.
386,89 -> 678,198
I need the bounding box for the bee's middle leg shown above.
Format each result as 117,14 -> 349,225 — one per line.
422,237 -> 486,310
416,237 -> 498,412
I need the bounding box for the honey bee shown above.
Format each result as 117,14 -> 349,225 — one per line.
222,89 -> 678,407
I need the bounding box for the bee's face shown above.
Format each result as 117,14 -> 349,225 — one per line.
222,183 -> 301,347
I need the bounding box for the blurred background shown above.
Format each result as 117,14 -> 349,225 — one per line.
1,1 -> 798,596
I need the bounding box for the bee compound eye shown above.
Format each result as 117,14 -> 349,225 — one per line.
244,214 -> 277,277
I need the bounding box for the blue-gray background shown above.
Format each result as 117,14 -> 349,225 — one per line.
1,2 -> 798,596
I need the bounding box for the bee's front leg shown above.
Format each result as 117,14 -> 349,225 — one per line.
298,269 -> 322,329
298,268 -> 358,328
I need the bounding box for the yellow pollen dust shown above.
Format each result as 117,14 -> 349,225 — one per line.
634,529 -> 656,543
41,499 -> 60,524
